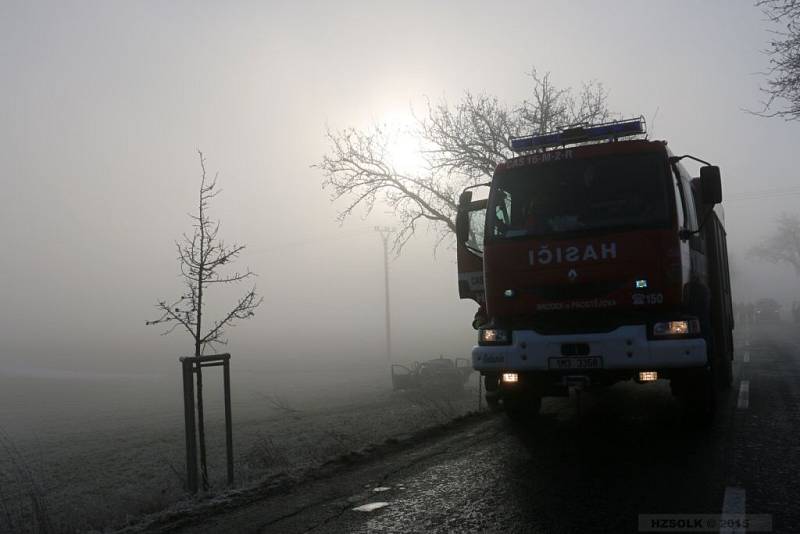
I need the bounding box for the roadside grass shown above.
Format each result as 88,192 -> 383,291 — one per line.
0,372 -> 482,532
0,429 -> 54,533
235,384 -> 481,486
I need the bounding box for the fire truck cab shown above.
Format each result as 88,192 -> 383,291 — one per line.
456,118 -> 733,421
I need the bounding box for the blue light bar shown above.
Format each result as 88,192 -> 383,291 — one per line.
510,117 -> 646,152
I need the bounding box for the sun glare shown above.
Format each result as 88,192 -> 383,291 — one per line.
379,111 -> 427,175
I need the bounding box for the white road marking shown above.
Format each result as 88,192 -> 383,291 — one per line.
737,380 -> 750,410
743,351 -> 750,363
720,486 -> 746,534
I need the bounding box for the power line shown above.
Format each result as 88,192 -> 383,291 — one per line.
726,186 -> 800,202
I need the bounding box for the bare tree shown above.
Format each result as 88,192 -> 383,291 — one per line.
755,0 -> 800,119
147,151 -> 262,490
748,213 -> 800,274
317,69 -> 613,251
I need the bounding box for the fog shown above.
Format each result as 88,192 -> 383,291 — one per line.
1,3 -> 797,399
5,1 -> 800,529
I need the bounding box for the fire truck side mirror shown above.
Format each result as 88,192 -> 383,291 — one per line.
456,191 -> 472,241
699,166 -> 722,205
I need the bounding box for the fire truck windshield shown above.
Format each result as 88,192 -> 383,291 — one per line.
488,153 -> 671,239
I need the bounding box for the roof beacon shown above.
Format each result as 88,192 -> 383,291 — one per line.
510,117 -> 646,153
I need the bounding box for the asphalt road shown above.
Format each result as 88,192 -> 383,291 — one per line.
173,322 -> 800,534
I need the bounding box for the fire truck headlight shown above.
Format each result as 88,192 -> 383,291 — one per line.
479,328 -> 512,345
638,371 -> 658,382
502,373 -> 519,384
652,319 -> 700,337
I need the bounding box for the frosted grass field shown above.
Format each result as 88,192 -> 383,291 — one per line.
0,360 -> 479,532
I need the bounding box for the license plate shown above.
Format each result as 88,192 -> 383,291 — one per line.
548,356 -> 603,370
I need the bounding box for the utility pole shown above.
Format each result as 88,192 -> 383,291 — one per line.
375,226 -> 394,362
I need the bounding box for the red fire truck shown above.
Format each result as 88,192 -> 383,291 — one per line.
456,118 -> 733,421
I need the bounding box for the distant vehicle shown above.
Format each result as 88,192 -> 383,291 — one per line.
455,117 -> 733,422
391,357 -> 473,393
754,298 -> 781,323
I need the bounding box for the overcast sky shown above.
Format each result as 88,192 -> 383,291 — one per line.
1,0 -> 797,373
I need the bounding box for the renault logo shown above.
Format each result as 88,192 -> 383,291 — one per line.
568,269 -> 578,281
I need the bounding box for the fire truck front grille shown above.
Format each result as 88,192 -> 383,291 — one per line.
531,281 -> 624,301
507,311 -> 651,335
561,343 -> 591,356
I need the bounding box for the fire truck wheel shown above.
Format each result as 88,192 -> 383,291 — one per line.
679,371 -> 716,427
484,374 -> 500,392
485,394 -> 502,412
504,394 -> 542,422
708,315 -> 733,390
717,348 -> 733,389
483,374 -> 502,411
718,358 -> 733,390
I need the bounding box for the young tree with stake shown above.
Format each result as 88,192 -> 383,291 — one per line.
147,151 -> 262,490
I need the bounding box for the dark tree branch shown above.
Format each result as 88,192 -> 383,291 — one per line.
748,212 -> 800,274
201,288 -> 263,345
317,69 -> 613,253
753,0 -> 800,120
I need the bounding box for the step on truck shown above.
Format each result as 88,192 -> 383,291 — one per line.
455,117 -> 733,421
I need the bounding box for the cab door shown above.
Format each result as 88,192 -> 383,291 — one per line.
455,188 -> 488,303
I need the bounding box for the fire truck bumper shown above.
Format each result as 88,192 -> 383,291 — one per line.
472,325 -> 707,372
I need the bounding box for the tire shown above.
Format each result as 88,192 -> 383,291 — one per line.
680,370 -> 716,427
483,374 -> 502,412
722,327 -> 734,389
484,374 -> 499,392
485,394 -> 502,412
718,352 -> 733,389
707,324 -> 733,390
504,394 -> 542,422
